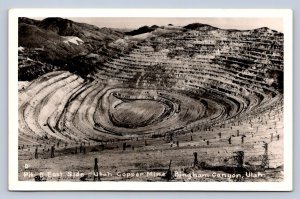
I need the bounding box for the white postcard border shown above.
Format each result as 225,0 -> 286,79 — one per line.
8,8 -> 293,191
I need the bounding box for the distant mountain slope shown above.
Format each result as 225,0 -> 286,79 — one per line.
19,23 -> 63,47
125,25 -> 158,36
183,23 -> 218,31
38,17 -> 123,44
18,17 -> 126,80
18,18 -> 283,87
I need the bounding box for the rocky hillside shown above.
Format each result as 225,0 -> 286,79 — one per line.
96,23 -> 284,92
125,25 -> 158,36
18,18 -> 283,90
18,17 -> 126,80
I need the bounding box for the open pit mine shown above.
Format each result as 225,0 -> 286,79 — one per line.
18,17 -> 284,182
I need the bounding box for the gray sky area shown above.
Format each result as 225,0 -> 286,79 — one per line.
33,17 -> 284,32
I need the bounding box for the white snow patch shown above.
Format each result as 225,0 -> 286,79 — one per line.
62,36 -> 84,45
18,46 -> 25,51
131,32 -> 152,39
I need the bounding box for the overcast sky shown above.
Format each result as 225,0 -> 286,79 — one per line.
33,17 -> 284,32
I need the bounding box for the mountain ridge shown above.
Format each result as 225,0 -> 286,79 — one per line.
18,17 -> 283,83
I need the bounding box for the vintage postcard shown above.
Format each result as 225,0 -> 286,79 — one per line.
8,9 -> 293,191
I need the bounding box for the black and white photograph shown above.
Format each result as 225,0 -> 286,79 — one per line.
8,9 -> 293,191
